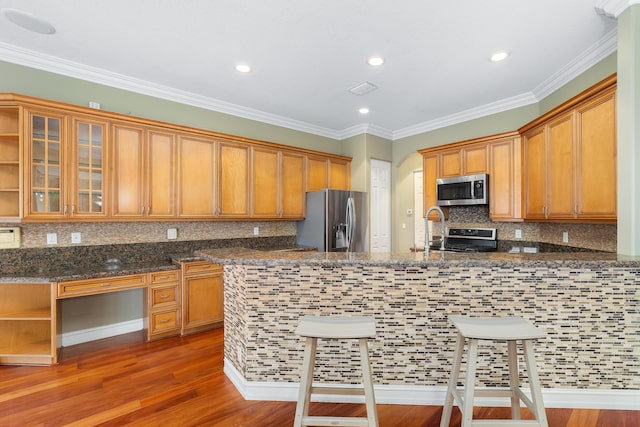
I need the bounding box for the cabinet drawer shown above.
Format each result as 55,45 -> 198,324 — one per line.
150,309 -> 180,334
149,270 -> 180,285
183,261 -> 223,276
150,285 -> 179,308
57,274 -> 147,298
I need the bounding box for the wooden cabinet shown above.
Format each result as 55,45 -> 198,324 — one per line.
251,147 -> 305,218
180,261 -> 224,335
23,109 -> 68,220
488,134 -> 522,221
522,85 -> 616,222
0,282 -> 56,365
422,153 -> 446,221
145,270 -> 181,341
329,157 -> 351,190
177,134 -> 217,217
438,144 -> 487,178
0,105 -> 21,220
306,155 -> 351,192
70,116 -> 109,219
218,139 -> 250,218
575,89 -> 616,219
111,123 -> 176,219
57,273 -> 147,299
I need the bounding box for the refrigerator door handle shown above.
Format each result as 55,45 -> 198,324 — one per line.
346,196 -> 356,252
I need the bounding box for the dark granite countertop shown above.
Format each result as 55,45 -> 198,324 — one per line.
195,247 -> 640,268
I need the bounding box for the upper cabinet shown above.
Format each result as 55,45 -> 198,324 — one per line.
438,143 -> 488,178
0,93 -> 352,223
521,81 -> 616,222
306,155 -> 351,192
23,109 -> 68,220
251,146 -> 306,219
0,105 -> 21,220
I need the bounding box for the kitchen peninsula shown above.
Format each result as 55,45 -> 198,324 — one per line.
196,248 -> 640,409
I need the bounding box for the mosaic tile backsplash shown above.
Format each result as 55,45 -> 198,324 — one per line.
224,263 -> 638,391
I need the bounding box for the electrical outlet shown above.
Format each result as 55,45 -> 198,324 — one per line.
167,228 -> 178,240
253,226 -> 259,236
46,233 -> 57,245
71,232 -> 81,244
562,231 -> 569,243
515,229 -> 522,239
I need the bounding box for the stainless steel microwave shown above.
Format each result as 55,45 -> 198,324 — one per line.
436,173 -> 488,206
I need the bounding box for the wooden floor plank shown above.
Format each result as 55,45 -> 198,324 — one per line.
0,327 -> 636,426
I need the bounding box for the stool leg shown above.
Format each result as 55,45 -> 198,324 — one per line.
359,338 -> 379,427
508,340 -> 522,420
523,339 -> 549,427
440,333 -> 465,427
461,338 -> 478,427
294,337 -> 317,427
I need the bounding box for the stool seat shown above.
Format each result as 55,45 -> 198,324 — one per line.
294,315 -> 379,427
440,315 -> 548,427
295,315 -> 376,339
449,315 -> 546,340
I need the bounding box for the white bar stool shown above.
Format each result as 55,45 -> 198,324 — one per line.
293,315 -> 378,427
440,315 -> 548,427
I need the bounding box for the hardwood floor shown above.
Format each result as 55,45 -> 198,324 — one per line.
0,328 -> 636,426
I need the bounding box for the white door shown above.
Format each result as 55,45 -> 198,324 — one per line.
370,159 -> 391,252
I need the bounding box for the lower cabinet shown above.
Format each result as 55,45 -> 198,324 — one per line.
0,282 -> 57,365
179,261 -> 224,336
144,270 -> 182,341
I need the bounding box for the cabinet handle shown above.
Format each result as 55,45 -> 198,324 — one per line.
63,205 -> 67,215
71,205 -> 75,215
147,206 -> 150,215
140,205 -> 144,214
160,295 -> 170,299
100,283 -> 111,287
160,319 -> 170,323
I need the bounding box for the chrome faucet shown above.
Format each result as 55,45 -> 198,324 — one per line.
425,206 -> 446,254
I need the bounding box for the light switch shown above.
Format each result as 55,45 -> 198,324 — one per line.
253,227 -> 259,236
167,228 -> 178,240
47,233 -> 57,245
515,229 -> 522,239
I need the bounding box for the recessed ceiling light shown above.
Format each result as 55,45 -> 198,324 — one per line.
490,51 -> 509,62
359,107 -> 370,114
235,64 -> 252,73
2,8 -> 56,35
367,56 -> 384,67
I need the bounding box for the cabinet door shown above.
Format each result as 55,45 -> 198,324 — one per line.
439,149 -> 462,177
329,158 -> 350,190
281,151 -> 305,218
523,126 -> 547,220
547,112 -> 575,219
24,110 -> 68,219
71,116 -> 108,219
575,90 -> 616,219
177,134 -> 216,217
218,140 -> 249,217
463,144 -> 488,175
111,123 -> 145,218
183,272 -> 224,332
251,146 -> 279,217
306,156 -> 328,192
146,129 -> 176,218
489,137 -> 521,221
423,153 -> 445,221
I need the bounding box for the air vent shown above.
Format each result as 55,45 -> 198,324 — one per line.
348,81 -> 378,96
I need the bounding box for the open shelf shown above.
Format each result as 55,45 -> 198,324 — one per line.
0,107 -> 20,220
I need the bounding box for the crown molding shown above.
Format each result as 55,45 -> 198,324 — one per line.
533,28 -> 617,100
595,0 -> 640,18
0,42 -> 343,140
392,92 -> 538,141
336,123 -> 394,140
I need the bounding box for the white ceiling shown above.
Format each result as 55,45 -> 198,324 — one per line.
0,0 -> 620,140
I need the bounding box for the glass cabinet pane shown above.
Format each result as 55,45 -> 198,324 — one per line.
29,114 -> 64,215
74,120 -> 105,215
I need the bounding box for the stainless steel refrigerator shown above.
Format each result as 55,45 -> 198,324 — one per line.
297,189 -> 368,252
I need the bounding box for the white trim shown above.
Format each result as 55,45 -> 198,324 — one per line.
60,318 -> 143,347
224,358 -> 640,410
595,0 -> 640,18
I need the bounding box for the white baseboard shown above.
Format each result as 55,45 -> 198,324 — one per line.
223,358 -> 640,411
61,318 -> 144,347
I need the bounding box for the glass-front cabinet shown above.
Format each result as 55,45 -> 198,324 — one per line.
25,110 -> 67,219
23,111 -> 109,220
71,117 -> 108,218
